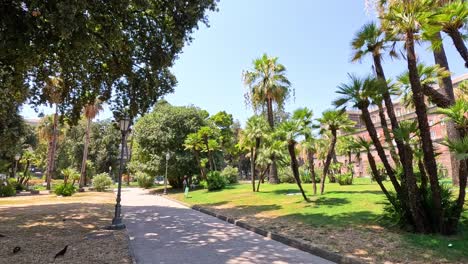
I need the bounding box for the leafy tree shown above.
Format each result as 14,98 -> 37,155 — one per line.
316,110 -> 355,194
243,53 -> 293,184
131,101 -> 207,188
1,1 -> 218,123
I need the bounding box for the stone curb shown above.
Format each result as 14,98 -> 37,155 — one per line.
158,194 -> 363,264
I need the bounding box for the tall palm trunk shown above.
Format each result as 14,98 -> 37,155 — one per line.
203,137 -> 214,171
80,117 -> 92,188
431,32 -> 460,186
377,103 -> 399,165
256,165 -> 270,192
367,150 -> 395,208
361,106 -> 402,194
250,148 -> 256,192
287,141 -> 308,201
406,31 -> 443,232
307,150 -> 317,195
320,130 -> 337,195
266,97 -> 279,184
445,29 -> 468,68
46,109 -> 59,190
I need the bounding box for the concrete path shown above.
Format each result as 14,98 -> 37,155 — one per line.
122,188 -> 332,264
122,188 -> 334,264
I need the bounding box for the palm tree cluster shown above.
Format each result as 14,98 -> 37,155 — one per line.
332,0 -> 467,235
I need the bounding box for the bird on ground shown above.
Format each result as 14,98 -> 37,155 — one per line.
54,245 -> 68,259
13,246 -> 21,254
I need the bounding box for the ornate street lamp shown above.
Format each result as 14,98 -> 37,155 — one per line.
163,152 -> 170,195
108,117 -> 131,230
13,154 -> 20,178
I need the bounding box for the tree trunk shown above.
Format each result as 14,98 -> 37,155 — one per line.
46,110 -> 59,191
250,148 -> 256,192
445,158 -> 467,234
266,97 -> 279,184
320,129 -> 337,195
377,103 -> 399,165
367,151 -> 395,208
256,165 -> 270,192
288,141 -> 308,201
194,151 -> 206,180
361,106 -> 402,194
431,33 -> 460,186
204,137 -> 214,171
418,159 -> 428,195
402,143 -> 431,233
406,31 -> 443,232
446,29 -> 468,68
307,150 -> 317,195
80,117 -> 91,188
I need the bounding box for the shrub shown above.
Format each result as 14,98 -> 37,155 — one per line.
278,167 -> 295,183
299,166 -> 311,183
221,166 -> 239,184
206,171 -> 226,191
54,183 -> 76,196
0,184 -> 16,197
199,180 -> 208,189
136,171 -> 155,188
92,173 -> 113,192
8,178 -> 25,191
337,173 -> 353,185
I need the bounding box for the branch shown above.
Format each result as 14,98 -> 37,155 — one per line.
422,84 -> 452,108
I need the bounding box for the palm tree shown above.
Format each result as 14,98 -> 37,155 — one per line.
276,120 -> 309,201
333,74 -> 403,194
383,0 -> 444,233
79,100 -> 103,188
316,109 -> 355,194
239,116 -> 270,192
292,107 -> 318,195
184,133 -> 206,180
41,77 -> 64,190
243,53 -> 293,184
427,1 -> 468,68
197,126 -> 219,171
351,21 -> 413,180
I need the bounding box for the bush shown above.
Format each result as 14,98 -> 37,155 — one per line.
206,171 -> 226,191
54,183 -> 76,196
92,173 -> 113,192
136,171 -> 155,188
299,166 -> 311,183
278,167 -> 295,183
8,178 -> 25,191
337,173 -> 353,185
0,184 -> 16,197
221,166 -> 239,184
199,180 -> 208,189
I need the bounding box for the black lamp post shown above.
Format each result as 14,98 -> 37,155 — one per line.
108,117 -> 131,230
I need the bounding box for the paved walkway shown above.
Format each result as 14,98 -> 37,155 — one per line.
122,188 -> 333,264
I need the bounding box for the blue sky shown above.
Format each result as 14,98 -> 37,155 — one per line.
21,0 -> 466,125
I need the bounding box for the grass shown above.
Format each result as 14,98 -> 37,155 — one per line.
158,178 -> 468,263
0,192 -> 131,263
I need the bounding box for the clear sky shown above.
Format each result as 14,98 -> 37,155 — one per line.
21,0 -> 467,125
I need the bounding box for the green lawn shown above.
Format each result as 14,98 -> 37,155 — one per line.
161,178 -> 468,263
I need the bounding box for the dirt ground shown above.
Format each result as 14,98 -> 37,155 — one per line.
0,192 -> 132,264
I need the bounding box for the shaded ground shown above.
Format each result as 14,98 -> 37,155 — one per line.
0,192 -> 132,264
153,179 -> 468,264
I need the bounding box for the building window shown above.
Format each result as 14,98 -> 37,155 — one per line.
396,108 -> 401,116
429,120 -> 434,126
431,131 -> 436,139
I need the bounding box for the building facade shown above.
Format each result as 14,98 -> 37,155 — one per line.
338,73 -> 467,180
